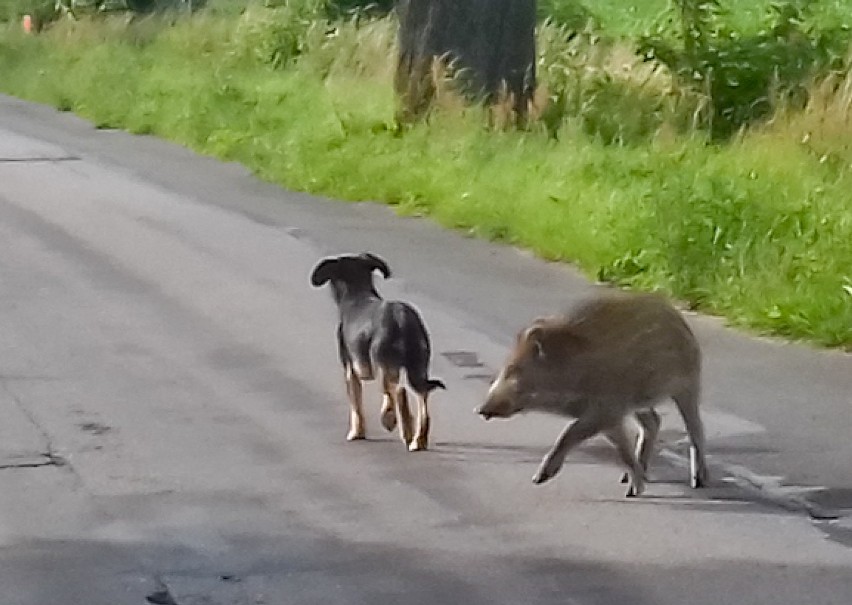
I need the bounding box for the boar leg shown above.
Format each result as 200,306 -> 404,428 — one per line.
606,421 -> 647,497
673,387 -> 708,488
621,409 -> 661,484
635,409 -> 661,473
344,364 -> 366,441
532,412 -> 608,485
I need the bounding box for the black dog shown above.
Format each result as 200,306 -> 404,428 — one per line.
310,253 -> 445,451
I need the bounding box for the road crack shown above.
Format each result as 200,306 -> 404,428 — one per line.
0,377 -> 69,472
0,451 -> 66,471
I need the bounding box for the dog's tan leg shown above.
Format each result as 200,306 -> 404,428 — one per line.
409,392 -> 430,452
395,386 -> 413,445
381,368 -> 411,446
380,393 -> 397,432
344,365 -> 365,441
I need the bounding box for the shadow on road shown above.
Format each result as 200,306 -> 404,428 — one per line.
2,527 -> 851,605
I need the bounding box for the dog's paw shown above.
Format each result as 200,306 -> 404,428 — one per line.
408,438 -> 428,452
380,408 -> 397,432
346,429 -> 366,441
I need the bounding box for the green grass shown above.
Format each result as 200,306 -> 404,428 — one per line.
0,5 -> 850,349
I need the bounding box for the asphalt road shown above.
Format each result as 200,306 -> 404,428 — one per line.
1,94 -> 851,605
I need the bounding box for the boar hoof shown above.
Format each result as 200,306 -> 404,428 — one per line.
532,464 -> 558,485
690,472 -> 708,489
532,471 -> 553,485
690,456 -> 709,489
537,453 -> 566,484
624,479 -> 645,498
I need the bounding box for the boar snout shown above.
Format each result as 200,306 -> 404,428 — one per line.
474,399 -> 515,420
476,393 -> 518,421
476,366 -> 523,420
475,403 -> 501,420
475,406 -> 495,420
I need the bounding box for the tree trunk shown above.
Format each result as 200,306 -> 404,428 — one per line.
395,0 -> 536,121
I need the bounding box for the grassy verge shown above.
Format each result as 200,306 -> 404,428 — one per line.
0,5 -> 850,349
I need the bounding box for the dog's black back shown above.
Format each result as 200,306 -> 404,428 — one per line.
371,300 -> 440,392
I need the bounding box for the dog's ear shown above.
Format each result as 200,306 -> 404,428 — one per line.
360,253 -> 391,279
310,258 -> 338,287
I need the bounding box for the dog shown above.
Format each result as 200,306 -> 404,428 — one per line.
310,252 -> 445,451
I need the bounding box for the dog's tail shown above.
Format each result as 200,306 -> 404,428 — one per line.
426,379 -> 446,392
408,375 -> 446,395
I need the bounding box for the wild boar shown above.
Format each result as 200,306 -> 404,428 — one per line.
476,291 -> 708,497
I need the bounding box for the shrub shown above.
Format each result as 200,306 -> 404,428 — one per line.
640,0 -> 851,138
228,2 -> 323,68
536,22 -> 706,143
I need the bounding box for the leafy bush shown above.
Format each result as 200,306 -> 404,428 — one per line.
640,0 -> 851,138
536,22 -> 706,143
228,2 -> 324,68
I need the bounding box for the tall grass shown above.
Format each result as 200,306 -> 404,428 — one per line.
0,4 -> 850,348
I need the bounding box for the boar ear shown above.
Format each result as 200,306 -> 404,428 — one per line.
521,325 -> 547,360
530,315 -> 559,326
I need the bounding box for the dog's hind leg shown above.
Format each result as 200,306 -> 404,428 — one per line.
381,367 -> 412,446
380,392 -> 397,432
344,365 -> 366,441
395,386 -> 413,446
409,390 -> 431,452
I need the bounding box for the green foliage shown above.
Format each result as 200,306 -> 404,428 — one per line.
640,0 -> 852,137
228,3 -> 324,68
537,23 -> 706,144
537,0 -> 599,30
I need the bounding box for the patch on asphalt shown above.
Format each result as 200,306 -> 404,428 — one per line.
441,350 -> 484,368
78,421 -> 112,436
